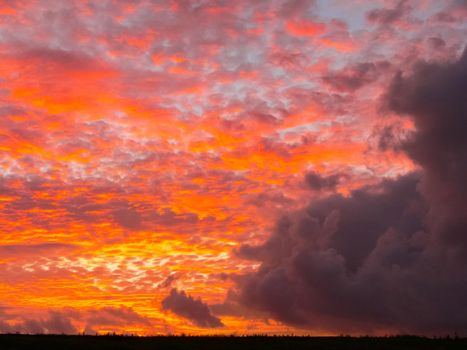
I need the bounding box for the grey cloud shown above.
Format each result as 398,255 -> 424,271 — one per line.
323,61 -> 391,92
386,47 -> 467,251
158,273 -> 180,289
427,37 -> 446,50
234,48 -> 467,335
162,289 -> 224,328
2,311 -> 78,335
0,307 -> 152,335
305,170 -> 341,191
0,243 -> 77,257
366,0 -> 411,25
86,306 -> 151,328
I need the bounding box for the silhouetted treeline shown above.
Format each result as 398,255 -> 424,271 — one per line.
1,334 -> 467,350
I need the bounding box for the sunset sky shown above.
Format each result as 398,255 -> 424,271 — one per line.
0,0 -> 466,336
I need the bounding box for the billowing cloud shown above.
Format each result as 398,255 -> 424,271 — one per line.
162,289 -> 223,328
386,48 -> 467,251
234,49 -> 467,335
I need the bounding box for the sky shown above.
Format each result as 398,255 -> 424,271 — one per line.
0,0 -> 466,336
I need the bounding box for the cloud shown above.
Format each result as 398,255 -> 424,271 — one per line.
304,170 -> 341,191
0,243 -> 77,257
162,289 -> 224,328
158,273 -> 180,289
85,306 -> 152,329
0,310 -> 78,335
0,307 -> 152,335
366,0 -> 411,25
426,37 -> 446,50
386,48 -> 467,250
233,49 -> 467,335
322,61 -> 391,92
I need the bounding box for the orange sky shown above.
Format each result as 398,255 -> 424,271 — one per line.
0,0 -> 465,335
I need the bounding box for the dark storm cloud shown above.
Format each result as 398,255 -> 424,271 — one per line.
234,49 -> 467,335
305,171 -> 341,191
162,289 -> 224,328
386,48 -> 467,251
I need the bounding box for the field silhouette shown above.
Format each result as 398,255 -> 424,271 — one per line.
1,334 -> 466,350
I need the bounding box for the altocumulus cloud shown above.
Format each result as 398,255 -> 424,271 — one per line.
162,289 -> 224,328
233,49 -> 467,335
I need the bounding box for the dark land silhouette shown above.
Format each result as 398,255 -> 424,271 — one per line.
1,334 -> 467,350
